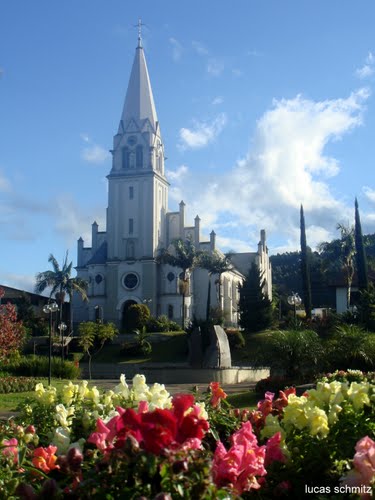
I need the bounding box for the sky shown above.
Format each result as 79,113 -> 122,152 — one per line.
1,0 -> 375,293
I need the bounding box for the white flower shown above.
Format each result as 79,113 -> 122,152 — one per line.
51,427 -> 71,454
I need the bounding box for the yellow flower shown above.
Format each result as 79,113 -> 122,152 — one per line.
261,414 -> 284,439
305,406 -> 329,437
61,381 -> 78,405
347,381 -> 370,410
283,395 -> 309,430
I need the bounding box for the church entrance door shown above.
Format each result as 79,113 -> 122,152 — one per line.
121,299 -> 137,332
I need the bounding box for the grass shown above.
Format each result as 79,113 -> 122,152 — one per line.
226,391 -> 259,409
0,379 -> 76,413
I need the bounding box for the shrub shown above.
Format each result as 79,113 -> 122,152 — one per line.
225,328 -> 245,350
325,324 -> 375,371
0,376 -> 37,393
146,315 -> 181,333
253,329 -> 324,379
125,304 -> 151,331
5,355 -> 80,379
255,375 -> 296,396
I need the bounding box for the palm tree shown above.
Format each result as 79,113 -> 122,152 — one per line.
157,238 -> 201,329
336,223 -> 355,310
35,252 -> 88,334
199,251 -> 233,322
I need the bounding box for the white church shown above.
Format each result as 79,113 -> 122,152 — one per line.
73,32 -> 272,330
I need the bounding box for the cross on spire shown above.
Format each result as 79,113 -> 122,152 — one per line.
134,18 -> 144,48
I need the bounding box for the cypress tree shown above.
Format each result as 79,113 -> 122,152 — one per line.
238,262 -> 273,333
354,198 -> 369,290
300,205 -> 312,319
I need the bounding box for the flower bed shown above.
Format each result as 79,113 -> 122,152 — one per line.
0,371 -> 374,498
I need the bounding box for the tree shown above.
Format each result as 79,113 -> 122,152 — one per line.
35,252 -> 89,333
354,198 -> 369,291
78,321 -> 118,379
238,263 -> 273,333
157,238 -> 201,329
0,287 -> 26,362
300,205 -> 312,319
199,251 -> 233,321
126,304 -> 151,332
336,223 -> 355,309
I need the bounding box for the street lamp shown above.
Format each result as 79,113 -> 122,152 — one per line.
94,305 -> 103,323
58,322 -> 67,362
43,302 -> 59,385
287,292 -> 302,320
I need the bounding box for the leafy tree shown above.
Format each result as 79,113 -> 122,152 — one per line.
35,252 -> 89,333
354,198 -> 369,291
158,238 -> 201,329
300,205 -> 312,319
0,287 -> 26,363
78,321 -> 118,379
199,251 -> 233,321
126,304 -> 151,332
238,262 -> 273,333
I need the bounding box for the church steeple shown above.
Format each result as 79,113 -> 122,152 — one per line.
118,37 -> 158,134
111,28 -> 165,177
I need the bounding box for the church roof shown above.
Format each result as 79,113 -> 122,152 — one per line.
86,242 -> 107,266
119,40 -> 158,133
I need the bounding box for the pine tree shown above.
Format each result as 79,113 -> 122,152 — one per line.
354,198 -> 369,291
238,263 -> 273,333
300,205 -> 312,319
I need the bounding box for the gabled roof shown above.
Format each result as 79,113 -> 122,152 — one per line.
86,242 -> 107,266
119,43 -> 158,133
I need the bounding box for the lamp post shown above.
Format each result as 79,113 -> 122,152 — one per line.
58,322 -> 67,361
287,292 -> 302,320
94,305 -> 103,323
43,302 -> 59,386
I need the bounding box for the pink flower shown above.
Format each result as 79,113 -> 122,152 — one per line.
2,438 -> 18,464
212,421 -> 267,494
341,436 -> 375,497
265,432 -> 286,467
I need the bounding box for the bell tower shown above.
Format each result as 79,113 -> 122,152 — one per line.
106,28 -> 168,261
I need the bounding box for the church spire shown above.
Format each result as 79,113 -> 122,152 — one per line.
118,23 -> 158,133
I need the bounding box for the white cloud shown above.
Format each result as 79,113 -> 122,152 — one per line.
192,41 -> 209,56
0,272 -> 37,293
178,89 -> 369,251
166,164 -> 189,181
80,134 -> 110,164
169,37 -> 183,61
207,58 -> 224,77
212,96 -> 224,105
179,113 -> 227,149
355,52 -> 375,79
232,68 -> 243,77
363,186 -> 375,203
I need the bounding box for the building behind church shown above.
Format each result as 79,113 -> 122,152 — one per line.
73,33 -> 272,330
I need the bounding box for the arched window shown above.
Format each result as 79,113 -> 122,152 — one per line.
136,145 -> 143,168
168,304 -> 174,320
122,147 -> 130,169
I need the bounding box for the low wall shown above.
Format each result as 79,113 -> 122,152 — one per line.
80,363 -> 269,384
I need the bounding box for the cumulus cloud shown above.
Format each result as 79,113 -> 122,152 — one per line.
80,134 -> 110,164
363,186 -> 375,203
355,52 -> 375,79
169,37 -> 183,61
179,113 -> 227,149
178,89 -> 369,251
166,164 -> 189,181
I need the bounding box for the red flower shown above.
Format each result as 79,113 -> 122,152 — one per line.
2,438 -> 18,464
265,432 -> 286,466
209,382 -> 227,408
32,446 -> 59,473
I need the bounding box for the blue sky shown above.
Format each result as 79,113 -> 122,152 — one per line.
1,1 -> 375,292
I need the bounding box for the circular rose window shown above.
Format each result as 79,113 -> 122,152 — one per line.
123,272 -> 139,290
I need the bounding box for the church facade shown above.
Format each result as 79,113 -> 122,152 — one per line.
73,34 -> 272,330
